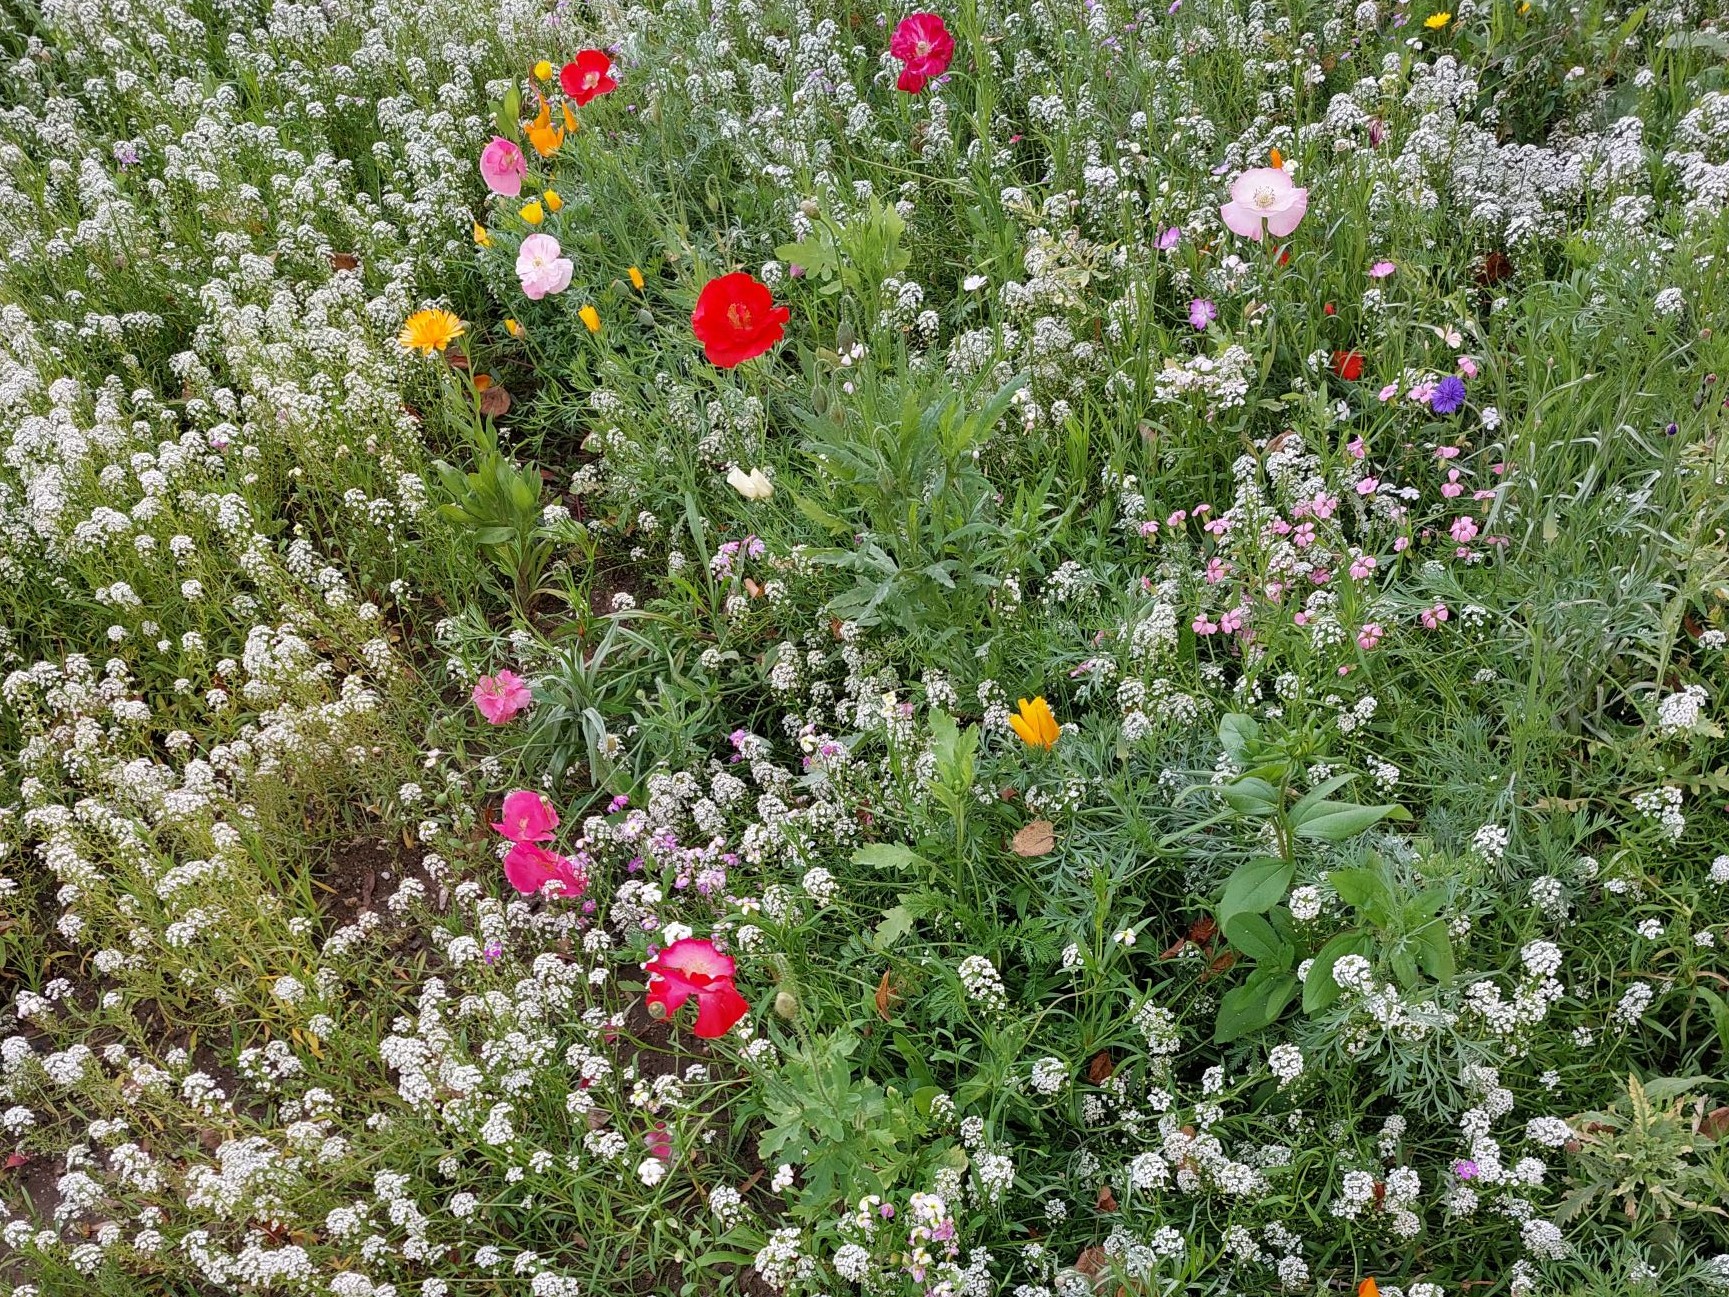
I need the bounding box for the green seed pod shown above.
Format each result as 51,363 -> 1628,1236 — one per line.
773,991 -> 798,1020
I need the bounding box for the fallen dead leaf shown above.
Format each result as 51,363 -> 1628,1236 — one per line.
478,384 -> 511,418
330,252 -> 360,271
1095,1184 -> 1118,1212
1010,818 -> 1055,857
1087,1051 -> 1114,1084
874,969 -> 897,1021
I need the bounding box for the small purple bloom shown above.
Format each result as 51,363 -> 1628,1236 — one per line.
1157,226 -> 1181,251
482,940 -> 504,964
1430,375 -> 1467,415
1188,298 -> 1217,331
1453,1159 -> 1479,1181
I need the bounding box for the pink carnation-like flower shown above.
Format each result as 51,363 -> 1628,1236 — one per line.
502,841 -> 588,899
1220,166 -> 1309,241
479,136 -> 527,197
517,232 -> 573,299
492,789 -> 559,844
472,669 -> 531,724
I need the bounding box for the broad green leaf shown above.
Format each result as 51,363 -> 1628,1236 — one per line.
871,905 -> 915,951
1218,777 -> 1280,817
1294,799 -> 1409,842
1328,866 -> 1393,917
854,843 -> 930,872
1413,921 -> 1455,983
1222,911 -> 1286,963
1218,713 -> 1262,763
1215,970 -> 1299,1043
1302,931 -> 1374,1014
1219,856 -> 1295,926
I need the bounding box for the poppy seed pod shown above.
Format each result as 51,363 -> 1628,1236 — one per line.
773,991 -> 798,1019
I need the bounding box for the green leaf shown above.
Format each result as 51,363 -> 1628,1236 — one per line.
1413,921 -> 1455,983
1293,799 -> 1409,842
1222,911 -> 1286,963
1303,931 -> 1374,1014
871,905 -> 916,952
854,843 -> 930,872
1218,777 -> 1280,817
1215,970 -> 1299,1043
1218,856 -> 1295,926
1218,713 -> 1262,763
1328,866 -> 1393,918
790,489 -> 851,535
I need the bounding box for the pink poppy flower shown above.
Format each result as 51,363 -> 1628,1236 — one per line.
517,232 -> 573,299
890,13 -> 955,93
472,669 -> 532,724
1219,166 -> 1309,241
480,136 -> 527,197
492,789 -> 559,843
502,841 -> 588,899
644,938 -> 750,1038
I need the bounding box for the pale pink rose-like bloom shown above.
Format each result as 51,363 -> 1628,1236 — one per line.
479,136 -> 526,197
472,669 -> 532,724
1220,167 -> 1309,240
517,232 -> 574,299
492,789 -> 559,844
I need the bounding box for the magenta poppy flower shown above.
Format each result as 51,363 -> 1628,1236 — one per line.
1220,166 -> 1309,241
472,669 -> 531,724
502,841 -> 587,899
479,136 -> 527,197
644,938 -> 750,1038
890,13 -> 955,93
492,789 -> 558,844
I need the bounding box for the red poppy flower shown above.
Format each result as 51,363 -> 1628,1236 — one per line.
1331,350 -> 1365,381
645,938 -> 749,1038
691,273 -> 790,368
890,13 -> 955,93
560,50 -> 616,106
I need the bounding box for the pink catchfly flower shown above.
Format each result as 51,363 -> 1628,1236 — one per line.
517,232 -> 574,300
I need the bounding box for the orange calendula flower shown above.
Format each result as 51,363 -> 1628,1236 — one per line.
503,318 -> 525,338
1009,696 -> 1060,749
627,265 -> 645,291
579,305 -> 601,333
524,98 -> 564,157
543,189 -> 563,214
398,308 -> 464,356
1359,1281 -> 1380,1297
519,200 -> 545,225
473,221 -> 492,248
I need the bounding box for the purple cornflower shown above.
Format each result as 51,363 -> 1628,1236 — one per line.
1430,375 -> 1467,414
1188,298 -> 1217,330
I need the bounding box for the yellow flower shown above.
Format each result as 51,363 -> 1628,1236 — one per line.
543,189 -> 563,213
1424,10 -> 1451,27
397,308 -> 464,356
533,59 -> 553,80
472,221 -> 492,247
519,200 -> 544,225
627,265 -> 645,291
579,305 -> 601,333
1009,696 -> 1060,750
504,318 -> 525,338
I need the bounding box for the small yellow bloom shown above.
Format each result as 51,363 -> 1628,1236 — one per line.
534,59 -> 553,80
473,221 -> 492,247
1009,696 -> 1061,750
398,308 -> 465,356
504,318 -> 525,338
627,265 -> 645,291
579,305 -> 601,333
519,200 -> 545,225
543,189 -> 563,214
1424,10 -> 1450,27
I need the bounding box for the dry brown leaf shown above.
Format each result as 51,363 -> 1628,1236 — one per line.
330,252 -> 360,271
1087,1051 -> 1114,1084
1702,1106 -> 1729,1140
1095,1184 -> 1118,1212
1074,1246 -> 1108,1277
874,969 -> 896,1022
478,385 -> 512,417
1010,818 -> 1055,857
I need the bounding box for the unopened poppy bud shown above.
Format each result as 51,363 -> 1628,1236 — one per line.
773,991 -> 798,1019
636,308 -> 655,327
836,320 -> 856,353
799,198 -> 820,217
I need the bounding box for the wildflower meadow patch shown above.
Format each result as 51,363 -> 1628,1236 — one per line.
1,0 -> 1728,1296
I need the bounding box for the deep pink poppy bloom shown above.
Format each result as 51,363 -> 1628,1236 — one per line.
644,938 -> 750,1038
492,789 -> 558,843
472,669 -> 532,724
502,841 -> 588,898
479,136 -> 527,197
890,13 -> 955,93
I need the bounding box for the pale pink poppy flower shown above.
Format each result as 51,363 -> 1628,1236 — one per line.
472,669 -> 532,724
480,136 -> 527,197
492,789 -> 559,844
1220,167 -> 1309,241
517,232 -> 574,299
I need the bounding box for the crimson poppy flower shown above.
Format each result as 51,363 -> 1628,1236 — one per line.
890,13 -> 955,92
1331,350 -> 1365,381
560,49 -> 616,106
691,273 -> 790,368
645,938 -> 750,1038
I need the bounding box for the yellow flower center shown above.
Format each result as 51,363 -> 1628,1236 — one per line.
727,303 -> 753,330
915,38 -> 932,55
1251,185 -> 1279,209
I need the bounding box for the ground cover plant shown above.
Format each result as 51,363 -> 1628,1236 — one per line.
1,0 -> 1729,1293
